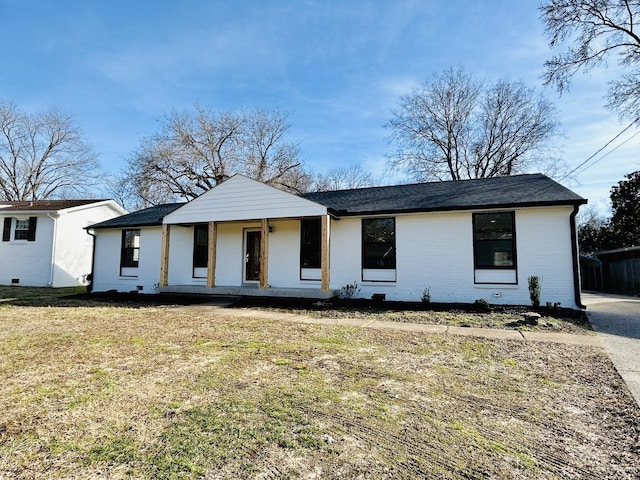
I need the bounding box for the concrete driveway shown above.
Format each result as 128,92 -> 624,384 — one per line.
583,292 -> 640,407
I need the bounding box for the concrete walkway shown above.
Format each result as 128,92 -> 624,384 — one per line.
181,303 -> 601,347
583,292 -> 640,407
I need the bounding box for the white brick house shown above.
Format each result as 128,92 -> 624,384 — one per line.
88,174 -> 587,308
0,199 -> 126,287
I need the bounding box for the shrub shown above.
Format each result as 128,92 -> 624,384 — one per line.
528,275 -> 541,308
421,287 -> 431,304
339,281 -> 360,300
474,298 -> 490,311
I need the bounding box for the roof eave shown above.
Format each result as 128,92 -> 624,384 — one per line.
329,199 -> 587,217
88,221 -> 164,230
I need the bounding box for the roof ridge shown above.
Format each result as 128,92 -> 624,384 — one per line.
301,173 -> 546,197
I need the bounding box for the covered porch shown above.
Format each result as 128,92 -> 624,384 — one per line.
157,174 -> 334,299
159,214 -> 332,293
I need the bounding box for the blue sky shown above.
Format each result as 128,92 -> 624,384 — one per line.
0,0 -> 637,212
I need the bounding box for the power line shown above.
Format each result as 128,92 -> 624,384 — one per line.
557,118 -> 639,184
573,128 -> 640,177
513,119 -> 639,202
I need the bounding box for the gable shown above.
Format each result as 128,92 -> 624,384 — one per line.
164,175 -> 327,224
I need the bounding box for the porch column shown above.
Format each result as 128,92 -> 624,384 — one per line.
206,221 -> 217,288
159,224 -> 171,287
321,214 -> 331,291
259,218 -> 269,289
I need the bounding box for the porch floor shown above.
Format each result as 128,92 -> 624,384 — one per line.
159,284 -> 339,300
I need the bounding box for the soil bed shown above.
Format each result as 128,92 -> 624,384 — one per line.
232,296 -> 593,334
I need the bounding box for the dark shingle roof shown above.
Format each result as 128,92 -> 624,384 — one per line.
88,203 -> 185,229
300,174 -> 586,216
0,199 -> 110,212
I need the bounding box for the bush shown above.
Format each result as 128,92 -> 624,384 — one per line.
474,298 -> 490,312
339,281 -> 360,300
528,276 -> 541,308
421,287 -> 431,304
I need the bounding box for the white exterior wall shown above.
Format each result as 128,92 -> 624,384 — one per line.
267,220 -> 311,288
167,225 -> 201,286
92,227 -> 163,293
0,215 -> 54,286
166,219 -> 322,289
0,202 -> 125,288
216,223 -> 248,286
93,203 -> 580,308
515,207 -> 577,308
52,204 -> 124,287
328,206 -> 579,308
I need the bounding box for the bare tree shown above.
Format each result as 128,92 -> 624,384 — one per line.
386,68 -> 560,182
0,101 -> 99,201
125,106 -> 308,204
311,164 -> 376,191
540,0 -> 640,121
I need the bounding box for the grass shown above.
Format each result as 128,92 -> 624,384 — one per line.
0,287 -> 638,479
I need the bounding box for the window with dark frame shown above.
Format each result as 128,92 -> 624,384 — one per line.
193,224 -> 209,269
300,218 -> 321,269
362,218 -> 396,269
120,229 -> 140,268
473,212 -> 516,269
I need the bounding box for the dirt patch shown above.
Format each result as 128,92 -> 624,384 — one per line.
231,296 -> 593,334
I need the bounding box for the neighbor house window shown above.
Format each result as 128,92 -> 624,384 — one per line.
362,218 -> 396,269
300,218 -> 321,269
193,224 -> 208,268
120,229 -> 140,268
2,217 -> 37,242
14,219 -> 30,240
473,212 -> 516,268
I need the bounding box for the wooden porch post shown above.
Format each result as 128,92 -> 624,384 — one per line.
206,221 -> 217,288
321,215 -> 331,291
159,224 -> 171,287
259,218 -> 269,289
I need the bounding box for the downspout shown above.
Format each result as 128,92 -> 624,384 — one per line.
570,205 -> 586,309
86,228 -> 96,293
46,213 -> 58,286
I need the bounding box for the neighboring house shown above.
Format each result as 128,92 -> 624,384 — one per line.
0,199 -> 127,287
88,173 -> 587,308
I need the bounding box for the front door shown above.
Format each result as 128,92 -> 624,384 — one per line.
245,230 -> 261,282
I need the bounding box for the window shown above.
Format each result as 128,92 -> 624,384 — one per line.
14,219 -> 30,240
120,229 -> 140,268
362,218 -> 396,269
193,224 -> 208,268
473,212 -> 516,269
2,217 -> 37,242
300,218 -> 321,269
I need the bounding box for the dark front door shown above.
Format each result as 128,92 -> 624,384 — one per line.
245,230 -> 261,282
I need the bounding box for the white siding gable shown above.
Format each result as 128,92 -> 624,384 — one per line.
164,175 -> 327,224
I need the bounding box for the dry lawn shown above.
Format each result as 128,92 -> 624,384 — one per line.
0,288 -> 638,479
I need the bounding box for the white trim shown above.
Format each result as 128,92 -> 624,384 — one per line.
301,267 -> 321,281
474,269 -> 517,284
363,268 -> 397,282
